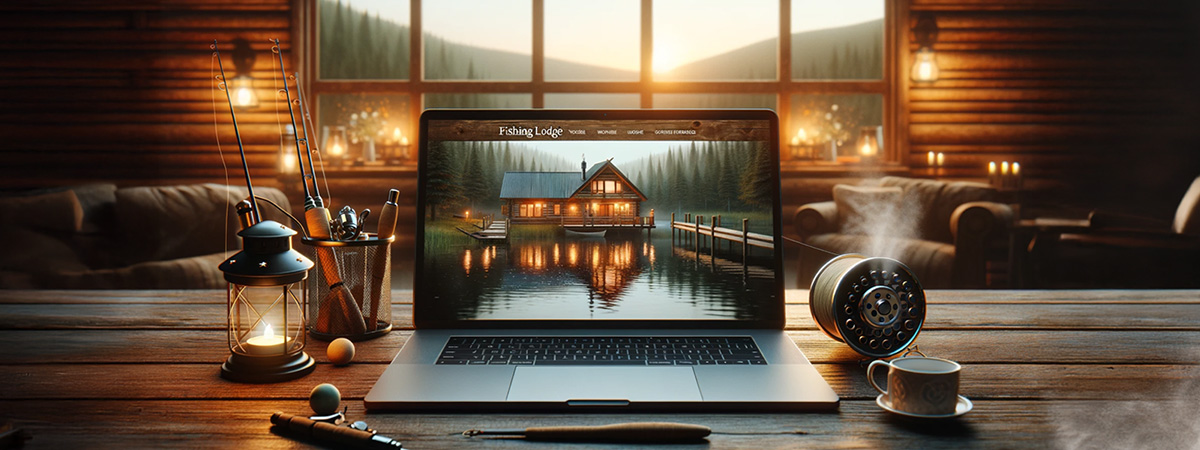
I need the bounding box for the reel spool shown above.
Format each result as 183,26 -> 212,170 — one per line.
810,254 -> 926,358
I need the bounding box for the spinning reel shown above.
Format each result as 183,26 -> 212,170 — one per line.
809,254 -> 926,358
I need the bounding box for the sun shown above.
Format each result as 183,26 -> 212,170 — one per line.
653,41 -> 680,74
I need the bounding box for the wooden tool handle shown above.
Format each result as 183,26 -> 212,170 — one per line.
271,412 -> 373,447
367,189 -> 399,329
523,422 -> 711,442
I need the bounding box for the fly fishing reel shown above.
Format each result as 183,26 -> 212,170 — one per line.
810,254 -> 926,358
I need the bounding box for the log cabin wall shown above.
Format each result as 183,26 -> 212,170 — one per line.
0,0 -> 294,190
905,0 -> 1200,216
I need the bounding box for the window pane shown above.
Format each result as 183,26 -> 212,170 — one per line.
318,0 -> 410,80
424,94 -> 532,108
545,0 -> 639,81
653,0 -> 777,81
317,94 -> 412,164
653,94 -> 776,110
544,93 -> 641,108
787,94 -> 882,161
791,1 -> 884,80
424,0 -> 532,80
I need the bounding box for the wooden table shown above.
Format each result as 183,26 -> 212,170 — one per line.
2,289 -> 1198,449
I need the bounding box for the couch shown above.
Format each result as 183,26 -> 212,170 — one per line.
793,176 -> 1012,288
0,183 -> 292,289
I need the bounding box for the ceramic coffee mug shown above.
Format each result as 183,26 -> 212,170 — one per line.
868,356 -> 960,415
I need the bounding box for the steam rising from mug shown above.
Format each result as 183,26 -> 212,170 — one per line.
809,254 -> 926,358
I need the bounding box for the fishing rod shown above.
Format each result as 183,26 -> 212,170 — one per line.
272,38 -> 316,209
292,71 -> 325,209
213,39 -> 261,223
269,38 -> 367,336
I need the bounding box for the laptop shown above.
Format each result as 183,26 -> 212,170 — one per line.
365,109 -> 838,411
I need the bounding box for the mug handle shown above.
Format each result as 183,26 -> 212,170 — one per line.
867,359 -> 891,396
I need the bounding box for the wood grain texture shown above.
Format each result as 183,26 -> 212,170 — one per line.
1,329 -> 1197,366
0,288 -> 1197,448
0,399 -> 1100,450
5,301 -> 1200,331
904,0 -> 1200,214
0,0 -> 294,189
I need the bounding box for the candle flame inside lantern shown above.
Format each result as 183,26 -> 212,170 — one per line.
263,323 -> 274,338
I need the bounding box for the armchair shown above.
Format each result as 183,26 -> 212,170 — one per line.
793,176 -> 1013,288
1028,175 -> 1200,288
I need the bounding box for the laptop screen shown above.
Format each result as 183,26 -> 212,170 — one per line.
415,110 -> 783,327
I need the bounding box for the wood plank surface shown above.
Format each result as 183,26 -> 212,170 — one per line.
5,301 -> 1199,331
0,288 -> 1196,449
0,399 -> 1099,450
2,329 -> 1198,366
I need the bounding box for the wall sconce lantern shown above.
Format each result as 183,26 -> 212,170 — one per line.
230,38 -> 259,108
219,201 -> 315,383
911,13 -> 940,83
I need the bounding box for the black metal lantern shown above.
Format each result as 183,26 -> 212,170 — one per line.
219,205 -> 315,383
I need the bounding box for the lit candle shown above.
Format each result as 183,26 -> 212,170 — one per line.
928,151 -> 936,166
1001,161 -> 1009,175
936,152 -> 945,166
861,141 -> 872,156
399,136 -> 409,146
244,324 -> 288,356
392,127 -> 401,143
988,161 -> 997,175
1012,162 -> 1022,189
791,134 -> 801,147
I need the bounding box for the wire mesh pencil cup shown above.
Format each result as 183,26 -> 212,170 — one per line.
300,234 -> 393,341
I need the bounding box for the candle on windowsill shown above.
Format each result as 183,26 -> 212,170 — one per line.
1012,162 -> 1022,190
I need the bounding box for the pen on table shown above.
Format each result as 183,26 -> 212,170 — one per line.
463,422 -> 711,442
271,412 -> 403,449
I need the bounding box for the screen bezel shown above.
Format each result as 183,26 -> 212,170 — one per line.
414,109 -> 785,330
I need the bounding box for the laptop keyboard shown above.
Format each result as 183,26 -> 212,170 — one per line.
436,336 -> 767,366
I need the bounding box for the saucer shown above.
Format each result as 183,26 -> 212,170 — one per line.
876,394 -> 973,419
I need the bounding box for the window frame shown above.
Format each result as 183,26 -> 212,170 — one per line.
297,0 -> 903,166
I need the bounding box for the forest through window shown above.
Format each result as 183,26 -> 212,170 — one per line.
307,0 -> 891,166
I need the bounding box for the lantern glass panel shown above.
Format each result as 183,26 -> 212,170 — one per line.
228,283 -> 307,358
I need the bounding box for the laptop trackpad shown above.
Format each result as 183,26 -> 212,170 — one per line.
506,367 -> 702,402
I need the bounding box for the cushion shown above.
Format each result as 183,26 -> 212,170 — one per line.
69,183 -> 118,234
0,190 -> 83,233
880,176 -> 995,243
806,233 -> 955,288
114,184 -> 291,266
832,184 -> 907,237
